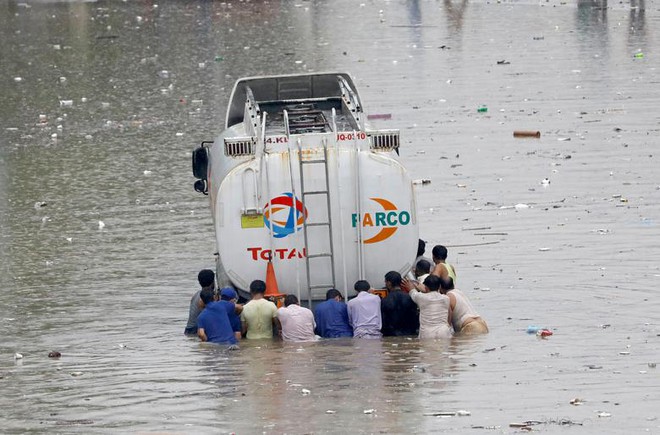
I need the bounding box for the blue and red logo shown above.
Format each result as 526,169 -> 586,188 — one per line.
263,193 -> 308,238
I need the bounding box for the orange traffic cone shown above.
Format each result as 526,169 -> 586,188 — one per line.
265,260 -> 286,307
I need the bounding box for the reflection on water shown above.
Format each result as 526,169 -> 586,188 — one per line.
1,0 -> 659,432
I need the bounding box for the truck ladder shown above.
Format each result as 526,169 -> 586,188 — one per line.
297,139 -> 337,307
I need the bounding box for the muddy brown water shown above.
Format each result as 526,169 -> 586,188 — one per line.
1,0 -> 658,433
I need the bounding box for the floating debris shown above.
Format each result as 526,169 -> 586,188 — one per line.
570,398 -> 584,406
14,353 -> 23,360
597,412 -> 611,418
48,351 -> 62,358
301,388 -> 311,396
412,179 -> 431,185
513,130 -> 540,138
363,409 -> 376,414
98,221 -> 105,229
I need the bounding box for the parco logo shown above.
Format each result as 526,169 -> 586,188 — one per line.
351,198 -> 411,244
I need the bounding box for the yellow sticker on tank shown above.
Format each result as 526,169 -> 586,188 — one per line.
241,214 -> 264,228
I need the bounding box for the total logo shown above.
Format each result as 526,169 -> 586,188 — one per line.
263,192 -> 308,238
351,198 -> 411,244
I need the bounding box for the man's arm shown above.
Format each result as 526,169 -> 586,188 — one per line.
198,327 -> 208,342
234,303 -> 243,314
241,319 -> 248,337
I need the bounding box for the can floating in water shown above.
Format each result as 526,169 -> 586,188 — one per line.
513,130 -> 541,138
536,329 -> 553,337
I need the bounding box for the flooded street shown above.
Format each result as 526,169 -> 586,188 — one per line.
1,0 -> 659,432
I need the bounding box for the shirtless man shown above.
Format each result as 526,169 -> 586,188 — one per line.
431,245 -> 456,286
443,278 -> 488,335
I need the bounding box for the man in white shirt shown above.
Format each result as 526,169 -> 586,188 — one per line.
275,295 -> 318,342
346,280 -> 382,339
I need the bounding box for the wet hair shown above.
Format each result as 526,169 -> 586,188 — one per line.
354,280 -> 370,292
326,288 -> 342,300
384,271 -> 402,287
284,294 -> 299,307
200,287 -> 216,305
198,269 -> 215,288
440,277 -> 455,291
423,275 -> 441,292
417,239 -> 426,257
250,279 -> 267,294
416,259 -> 431,275
432,245 -> 448,261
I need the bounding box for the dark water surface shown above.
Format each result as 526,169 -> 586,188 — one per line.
1,0 -> 658,433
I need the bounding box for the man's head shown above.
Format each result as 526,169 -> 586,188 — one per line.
432,245 -> 448,262
384,271 -> 402,290
423,275 -> 441,292
417,239 -> 426,257
415,259 -> 431,277
249,280 -> 267,295
220,287 -> 238,301
198,269 -> 215,289
199,287 -> 217,306
440,277 -> 455,293
354,280 -> 371,293
284,294 -> 299,307
326,288 -> 343,301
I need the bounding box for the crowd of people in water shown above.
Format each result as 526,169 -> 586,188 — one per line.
184,241 -> 488,346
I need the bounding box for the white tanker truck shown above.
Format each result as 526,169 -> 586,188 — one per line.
192,72 -> 419,305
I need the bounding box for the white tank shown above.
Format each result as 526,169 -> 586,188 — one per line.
192,73 -> 418,302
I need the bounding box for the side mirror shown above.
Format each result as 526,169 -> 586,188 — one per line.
194,179 -> 208,195
192,146 -> 209,180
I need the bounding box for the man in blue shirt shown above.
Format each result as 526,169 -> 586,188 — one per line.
314,288 -> 353,338
197,288 -> 238,345
220,287 -> 242,341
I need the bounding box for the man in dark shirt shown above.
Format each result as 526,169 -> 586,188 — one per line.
381,271 -> 419,336
314,289 -> 353,338
185,269 -> 215,336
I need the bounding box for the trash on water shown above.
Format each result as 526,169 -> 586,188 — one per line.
14,77 -> 23,82
536,329 -> 553,338
59,100 -> 73,107
367,113 -> 392,120
301,388 -> 311,395
98,220 -> 105,229
363,409 -> 376,414
34,201 -> 47,209
587,364 -> 603,370
456,410 -> 471,416
143,170 -> 152,175
14,353 -> 23,360
570,398 -> 584,406
496,60 -> 510,65
412,179 -> 431,185
477,106 -> 488,113
649,362 -> 657,368
526,325 -> 542,334
619,351 -> 630,355
513,130 -> 540,138
48,351 -> 62,358
538,247 -> 551,251
424,411 -> 460,417
597,412 -> 611,418
514,203 -> 529,209
541,178 -> 550,186
70,371 -> 84,377
634,52 -> 644,59
326,410 -> 336,414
